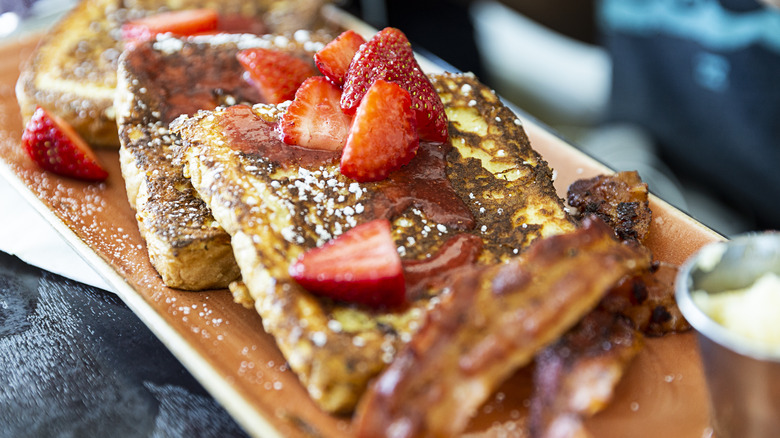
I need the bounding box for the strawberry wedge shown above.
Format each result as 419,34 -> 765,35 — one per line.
341,27 -> 448,143
289,219 -> 406,309
314,30 -> 366,86
21,106 -> 108,181
341,79 -> 419,182
237,48 -> 318,104
121,9 -> 219,45
280,76 -> 352,151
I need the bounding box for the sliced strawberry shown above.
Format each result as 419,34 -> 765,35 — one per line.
21,106 -> 108,181
215,14 -> 267,35
237,47 -> 318,104
341,27 -> 448,143
279,77 -> 352,151
121,9 -> 219,45
314,30 -> 366,86
289,219 -> 406,309
341,79 -> 418,182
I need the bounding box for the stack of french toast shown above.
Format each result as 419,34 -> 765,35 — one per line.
15,1 -> 691,436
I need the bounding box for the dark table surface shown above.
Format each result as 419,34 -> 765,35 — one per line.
0,249 -> 250,438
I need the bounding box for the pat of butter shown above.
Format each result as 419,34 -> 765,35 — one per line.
693,272 -> 780,351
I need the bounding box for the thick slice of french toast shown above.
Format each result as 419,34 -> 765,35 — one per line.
115,33 -> 330,290
16,0 -> 332,148
172,72 -> 576,413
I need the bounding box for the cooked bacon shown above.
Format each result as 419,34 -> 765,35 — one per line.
524,173 -> 686,438
528,310 -> 643,438
352,217 -> 652,438
567,171 -> 651,243
566,171 -> 688,335
601,261 -> 691,336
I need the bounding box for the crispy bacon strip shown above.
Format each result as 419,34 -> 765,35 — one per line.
525,172 -> 688,438
352,217 -> 652,438
529,310 -> 643,438
567,171 -> 688,335
601,261 -> 691,336
525,265 -> 688,438
567,171 -> 651,243
523,171 -> 688,438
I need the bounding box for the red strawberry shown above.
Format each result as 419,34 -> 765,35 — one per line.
21,106 -> 108,181
341,79 -> 418,182
214,14 -> 267,35
341,27 -> 448,143
121,9 -> 219,45
314,30 -> 366,86
289,219 -> 406,309
279,77 -> 352,151
237,47 -> 318,104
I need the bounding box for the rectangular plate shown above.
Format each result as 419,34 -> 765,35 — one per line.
0,19 -> 722,437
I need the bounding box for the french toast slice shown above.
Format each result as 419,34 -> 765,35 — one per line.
172,72 -> 576,413
115,33 -> 330,290
16,0 -> 332,148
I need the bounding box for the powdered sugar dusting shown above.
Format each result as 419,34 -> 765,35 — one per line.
155,31 -> 326,55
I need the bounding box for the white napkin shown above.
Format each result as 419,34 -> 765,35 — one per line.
0,175 -> 114,291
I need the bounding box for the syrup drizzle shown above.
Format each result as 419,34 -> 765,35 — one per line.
220,105 -> 475,231
375,141 -> 475,231
403,233 -> 483,301
220,105 -> 339,168
129,47 -> 263,124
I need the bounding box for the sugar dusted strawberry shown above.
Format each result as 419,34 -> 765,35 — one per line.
121,9 -> 219,45
289,219 -> 406,309
314,30 -> 366,86
21,106 -> 108,181
341,79 -> 418,182
280,77 -> 352,151
341,27 -> 448,143
237,48 -> 318,104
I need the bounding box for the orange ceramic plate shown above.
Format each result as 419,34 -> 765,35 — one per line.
0,20 -> 721,437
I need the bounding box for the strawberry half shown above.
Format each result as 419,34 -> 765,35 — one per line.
279,76 -> 352,151
121,9 -> 219,45
341,79 -> 418,182
289,219 -> 406,309
314,30 -> 366,86
341,27 -> 448,143
214,14 -> 267,35
21,106 -> 108,181
237,47 -> 318,104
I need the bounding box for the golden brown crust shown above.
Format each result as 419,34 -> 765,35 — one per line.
115,33 -> 329,290
228,280 -> 255,309
432,73 -> 577,257
174,72 -> 576,413
15,0 -> 334,148
16,0 -> 121,147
